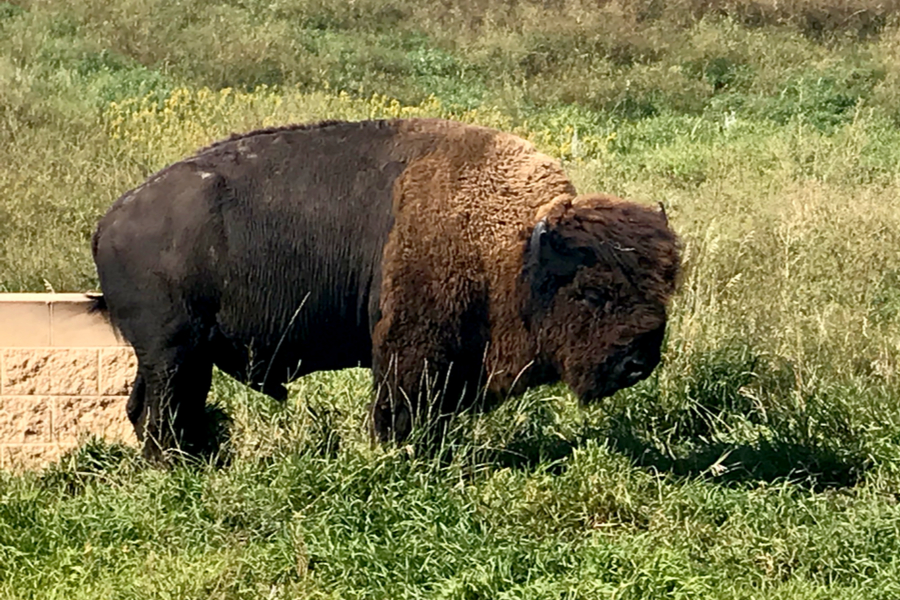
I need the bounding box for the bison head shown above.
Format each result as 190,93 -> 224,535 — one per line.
521,194 -> 680,403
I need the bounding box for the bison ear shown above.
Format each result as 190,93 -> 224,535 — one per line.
522,219 -> 593,318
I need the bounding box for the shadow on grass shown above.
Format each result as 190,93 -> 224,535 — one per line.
476,430 -> 583,476
40,437 -> 142,495
474,416 -> 866,490
604,416 -> 867,491
461,377 -> 868,490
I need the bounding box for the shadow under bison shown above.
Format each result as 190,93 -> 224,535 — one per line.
91,118 -> 679,461
453,404 -> 865,490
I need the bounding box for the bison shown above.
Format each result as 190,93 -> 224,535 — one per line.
91,118 -> 680,460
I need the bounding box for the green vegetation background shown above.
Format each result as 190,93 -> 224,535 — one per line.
4,0 -> 900,597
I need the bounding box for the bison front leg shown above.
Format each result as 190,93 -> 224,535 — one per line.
370,353 -> 432,445
369,363 -> 413,445
369,268 -> 490,447
369,347 -> 480,448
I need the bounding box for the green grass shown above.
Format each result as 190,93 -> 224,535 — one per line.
3,372 -> 900,599
3,0 -> 900,597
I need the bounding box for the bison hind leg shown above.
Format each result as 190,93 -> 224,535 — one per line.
126,372 -> 146,430
133,345 -> 223,463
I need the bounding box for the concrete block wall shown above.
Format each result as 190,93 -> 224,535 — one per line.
0,294 -> 137,470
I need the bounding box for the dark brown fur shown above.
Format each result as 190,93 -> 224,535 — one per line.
91,118 -> 680,458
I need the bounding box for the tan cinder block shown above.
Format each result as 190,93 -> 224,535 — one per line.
0,396 -> 53,443
51,298 -> 126,347
0,299 -> 50,347
2,348 -> 99,395
1,443 -> 75,471
54,396 -> 134,444
99,348 -> 137,396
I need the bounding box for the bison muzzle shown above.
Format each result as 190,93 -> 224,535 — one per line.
91,118 -> 680,460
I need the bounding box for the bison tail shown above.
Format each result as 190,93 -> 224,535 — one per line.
86,292 -> 107,314
86,292 -> 124,341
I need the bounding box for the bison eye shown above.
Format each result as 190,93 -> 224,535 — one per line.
581,288 -> 611,309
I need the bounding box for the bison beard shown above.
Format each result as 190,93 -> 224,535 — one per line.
91,118 -> 680,461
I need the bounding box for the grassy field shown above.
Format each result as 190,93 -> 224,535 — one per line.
4,0 -> 900,597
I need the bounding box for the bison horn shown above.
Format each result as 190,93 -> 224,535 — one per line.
657,201 -> 668,225
529,219 -> 549,257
